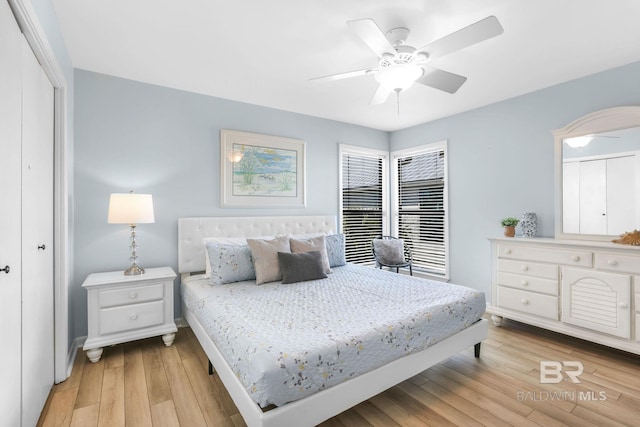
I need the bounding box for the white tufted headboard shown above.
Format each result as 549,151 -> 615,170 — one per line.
178,216 -> 337,274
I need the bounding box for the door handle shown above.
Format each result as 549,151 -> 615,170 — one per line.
38,244 -> 46,250
1,265 -> 10,274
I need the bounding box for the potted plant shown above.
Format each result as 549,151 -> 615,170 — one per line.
500,217 -> 519,237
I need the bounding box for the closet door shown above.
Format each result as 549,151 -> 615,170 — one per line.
579,160 -> 607,234
0,0 -> 24,424
562,161 -> 580,234
607,155 -> 635,235
21,37 -> 55,427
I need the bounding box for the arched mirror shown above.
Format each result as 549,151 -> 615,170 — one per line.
553,106 -> 640,240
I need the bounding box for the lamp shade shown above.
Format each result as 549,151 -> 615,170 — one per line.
107,193 -> 155,224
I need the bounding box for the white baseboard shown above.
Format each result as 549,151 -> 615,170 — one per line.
59,336 -> 86,383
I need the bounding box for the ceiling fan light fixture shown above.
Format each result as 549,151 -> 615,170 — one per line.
564,135 -> 594,148
375,65 -> 423,91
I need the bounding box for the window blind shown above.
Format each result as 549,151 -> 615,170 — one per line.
341,153 -> 384,264
395,148 -> 447,276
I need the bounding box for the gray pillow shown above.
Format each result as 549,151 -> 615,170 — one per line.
373,239 -> 406,264
325,234 -> 346,267
277,251 -> 328,284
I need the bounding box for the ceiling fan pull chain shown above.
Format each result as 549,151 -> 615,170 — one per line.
396,89 -> 401,115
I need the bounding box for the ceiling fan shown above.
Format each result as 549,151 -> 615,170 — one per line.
311,16 -> 504,106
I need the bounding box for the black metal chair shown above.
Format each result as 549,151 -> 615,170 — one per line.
371,236 -> 413,275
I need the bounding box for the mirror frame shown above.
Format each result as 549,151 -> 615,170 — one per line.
553,105 -> 640,241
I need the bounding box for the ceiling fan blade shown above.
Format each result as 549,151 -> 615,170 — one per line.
416,66 -> 467,94
418,15 -> 503,59
347,18 -> 396,57
309,68 -> 375,83
370,84 -> 391,105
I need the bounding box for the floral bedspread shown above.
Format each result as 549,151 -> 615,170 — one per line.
182,264 -> 485,407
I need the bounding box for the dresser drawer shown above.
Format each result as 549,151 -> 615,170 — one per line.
100,300 -> 164,335
498,244 -> 592,267
100,283 -> 164,308
595,252 -> 640,275
497,272 -> 558,296
498,286 -> 558,320
498,258 -> 558,280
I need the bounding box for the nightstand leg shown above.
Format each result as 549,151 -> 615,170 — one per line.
162,332 -> 176,347
86,348 -> 103,363
491,315 -> 504,326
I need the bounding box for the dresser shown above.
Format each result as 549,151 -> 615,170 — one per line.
488,237 -> 640,355
82,266 -> 177,362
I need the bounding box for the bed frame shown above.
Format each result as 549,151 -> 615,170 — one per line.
178,216 -> 488,427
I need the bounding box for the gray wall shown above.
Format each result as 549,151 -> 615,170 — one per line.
391,60 -> 640,296
72,70 -> 389,339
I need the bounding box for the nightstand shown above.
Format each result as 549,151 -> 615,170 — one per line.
82,266 -> 177,362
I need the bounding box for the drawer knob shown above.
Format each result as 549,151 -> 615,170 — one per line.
129,291 -> 137,299
521,299 -> 529,305
521,280 -> 529,286
619,302 -> 628,309
521,265 -> 529,271
130,314 -> 138,320
571,255 -> 580,262
505,249 -> 512,255
608,259 -> 618,266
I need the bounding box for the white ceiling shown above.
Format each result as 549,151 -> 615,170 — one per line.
52,0 -> 640,131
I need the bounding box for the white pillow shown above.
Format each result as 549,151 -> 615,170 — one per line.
290,235 -> 331,273
247,236 -> 291,284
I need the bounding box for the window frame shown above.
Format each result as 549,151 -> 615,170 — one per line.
390,141 -> 449,279
338,144 -> 389,265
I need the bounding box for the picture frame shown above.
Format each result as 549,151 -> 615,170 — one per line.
220,129 -> 306,208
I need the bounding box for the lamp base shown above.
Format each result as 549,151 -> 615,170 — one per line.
124,264 -> 145,276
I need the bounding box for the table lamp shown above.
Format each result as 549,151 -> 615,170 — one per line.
107,192 -> 155,275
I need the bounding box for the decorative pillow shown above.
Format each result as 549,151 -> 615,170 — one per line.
325,234 -> 346,267
202,237 -> 247,277
205,243 -> 255,285
373,239 -> 406,265
247,236 -> 290,284
277,251 -> 328,284
290,235 -> 331,273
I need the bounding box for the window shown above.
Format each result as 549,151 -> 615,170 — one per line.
339,145 -> 388,264
391,142 -> 448,278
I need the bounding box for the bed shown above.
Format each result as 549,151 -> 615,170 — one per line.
178,216 -> 488,427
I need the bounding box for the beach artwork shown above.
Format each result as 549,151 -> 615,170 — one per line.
232,143 -> 297,197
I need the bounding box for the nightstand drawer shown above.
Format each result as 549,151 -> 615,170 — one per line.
497,272 -> 558,295
100,283 -> 164,308
498,258 -> 558,280
497,286 -> 558,320
100,300 -> 164,335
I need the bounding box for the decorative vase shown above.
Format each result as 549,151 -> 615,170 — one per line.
504,226 -> 516,237
520,212 -> 537,237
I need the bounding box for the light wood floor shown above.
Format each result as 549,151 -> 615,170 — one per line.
38,318 -> 640,426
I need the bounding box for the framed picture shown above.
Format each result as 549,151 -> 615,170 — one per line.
220,129 -> 306,208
